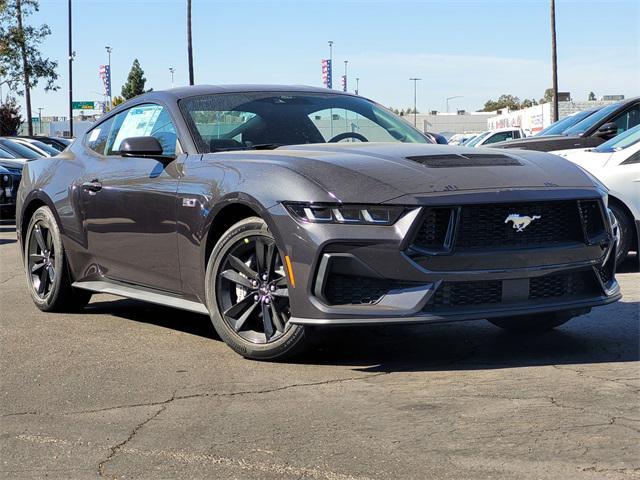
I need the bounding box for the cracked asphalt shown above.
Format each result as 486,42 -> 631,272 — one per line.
1,222 -> 639,479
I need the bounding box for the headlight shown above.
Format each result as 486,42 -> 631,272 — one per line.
284,202 -> 406,225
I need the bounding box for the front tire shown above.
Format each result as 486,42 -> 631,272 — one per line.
609,202 -> 633,267
24,206 -> 92,312
487,311 -> 578,332
205,217 -> 307,360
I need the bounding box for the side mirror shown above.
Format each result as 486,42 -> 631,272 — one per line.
119,136 -> 174,162
595,122 -> 618,139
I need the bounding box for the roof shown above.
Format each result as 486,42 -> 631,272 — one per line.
140,84 -> 352,102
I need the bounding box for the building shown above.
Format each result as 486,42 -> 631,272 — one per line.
406,111 -> 497,136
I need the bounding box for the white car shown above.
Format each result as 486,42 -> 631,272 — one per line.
464,127 -> 527,148
552,124 -> 640,265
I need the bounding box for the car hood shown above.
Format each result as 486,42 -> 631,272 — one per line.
0,158 -> 26,171
226,143 -> 596,203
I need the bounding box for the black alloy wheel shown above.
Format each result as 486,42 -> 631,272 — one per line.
216,235 -> 291,344
24,206 -> 92,311
205,217 -> 307,360
27,221 -> 56,298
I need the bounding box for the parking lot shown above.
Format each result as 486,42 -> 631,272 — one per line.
0,221 -> 638,479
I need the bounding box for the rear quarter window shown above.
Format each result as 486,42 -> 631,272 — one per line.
85,117 -> 116,155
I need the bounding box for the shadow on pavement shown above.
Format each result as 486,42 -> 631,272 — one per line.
84,287 -> 638,372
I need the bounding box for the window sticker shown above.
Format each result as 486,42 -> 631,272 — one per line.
112,105 -> 163,151
88,128 -> 100,142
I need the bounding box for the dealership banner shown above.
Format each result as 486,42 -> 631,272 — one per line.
321,59 -> 332,89
99,65 -> 111,98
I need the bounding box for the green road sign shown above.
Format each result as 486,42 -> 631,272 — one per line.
71,101 -> 95,110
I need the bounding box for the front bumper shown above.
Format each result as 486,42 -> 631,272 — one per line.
267,189 -> 621,326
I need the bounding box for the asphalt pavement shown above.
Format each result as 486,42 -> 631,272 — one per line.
1,221 -> 638,479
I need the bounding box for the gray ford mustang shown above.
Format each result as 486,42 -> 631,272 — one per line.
16,85 -> 621,360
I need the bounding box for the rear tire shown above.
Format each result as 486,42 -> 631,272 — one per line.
205,217 -> 307,360
24,206 -> 92,312
487,311 -> 578,332
609,202 -> 633,267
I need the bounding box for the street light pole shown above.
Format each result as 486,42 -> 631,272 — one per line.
68,0 -> 73,137
187,0 -> 194,85
551,0 -> 559,122
38,108 -> 43,135
169,67 -> 175,88
328,40 -> 333,90
445,95 -> 463,113
355,77 -> 360,95
343,60 -> 348,92
409,78 -> 421,127
105,46 -> 112,109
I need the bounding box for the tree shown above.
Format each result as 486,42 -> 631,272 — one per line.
521,98 -> 538,108
588,91 -> 597,101
0,96 -> 23,135
121,59 -> 151,100
539,88 -> 554,104
0,0 -> 59,135
111,95 -> 125,108
481,94 -> 522,112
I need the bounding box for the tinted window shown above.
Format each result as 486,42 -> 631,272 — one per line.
564,102 -> 631,136
106,104 -> 178,156
465,131 -> 490,147
611,105 -> 640,135
536,108 -> 599,136
24,140 -> 60,156
180,92 -> 430,153
0,147 -> 15,159
86,116 -> 116,155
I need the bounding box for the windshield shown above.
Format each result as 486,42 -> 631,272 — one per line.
24,140 -> 59,156
0,139 -> 41,159
536,108 -> 600,136
464,131 -> 490,147
180,92 -> 430,152
563,102 -> 623,136
594,124 -> 640,153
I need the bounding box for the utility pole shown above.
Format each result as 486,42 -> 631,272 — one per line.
105,46 -> 112,109
355,77 -> 360,95
169,67 -> 175,88
38,107 -> 43,134
409,78 -> 421,127
16,0 -> 33,135
187,0 -> 194,85
68,0 -> 74,137
551,0 -> 559,122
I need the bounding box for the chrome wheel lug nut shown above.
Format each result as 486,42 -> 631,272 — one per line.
270,285 -> 276,292
261,274 -> 268,281
251,279 -> 258,288
253,294 -> 260,302
264,297 -> 270,304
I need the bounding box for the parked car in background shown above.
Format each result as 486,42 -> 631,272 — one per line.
535,107 -> 602,137
425,132 -> 448,144
552,124 -> 640,266
16,85 -> 620,360
0,138 -> 43,160
11,137 -> 59,157
21,136 -> 70,151
464,127 -> 527,147
447,133 -> 478,146
493,97 -> 640,151
0,148 -> 25,219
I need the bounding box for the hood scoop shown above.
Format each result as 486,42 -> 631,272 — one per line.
405,153 -> 522,168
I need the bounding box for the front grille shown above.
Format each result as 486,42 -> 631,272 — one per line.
577,199 -> 606,242
427,280 -> 502,308
324,274 -> 415,305
413,208 -> 452,249
425,271 -> 600,311
529,272 -> 595,300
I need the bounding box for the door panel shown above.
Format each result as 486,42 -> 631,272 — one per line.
80,156 -> 182,292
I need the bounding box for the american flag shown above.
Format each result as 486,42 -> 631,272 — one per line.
321,59 -> 332,89
341,74 -> 347,92
99,65 -> 111,98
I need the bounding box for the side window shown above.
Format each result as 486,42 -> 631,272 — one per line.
621,151 -> 639,165
612,105 -> 640,134
105,104 -> 178,156
513,130 -> 521,139
485,131 -> 514,144
86,116 -> 116,155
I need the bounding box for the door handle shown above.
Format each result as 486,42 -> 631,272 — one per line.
82,179 -> 102,192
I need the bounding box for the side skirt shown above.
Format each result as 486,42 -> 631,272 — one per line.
72,280 -> 209,315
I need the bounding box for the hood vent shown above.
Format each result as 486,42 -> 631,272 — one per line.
405,153 -> 522,168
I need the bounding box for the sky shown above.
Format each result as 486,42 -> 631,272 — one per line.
7,0 -> 640,118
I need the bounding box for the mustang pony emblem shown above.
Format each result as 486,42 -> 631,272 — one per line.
505,214 -> 541,232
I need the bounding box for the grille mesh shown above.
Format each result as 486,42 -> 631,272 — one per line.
427,280 -> 503,307
325,275 -> 415,305
413,208 -> 452,249
455,201 -> 585,249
